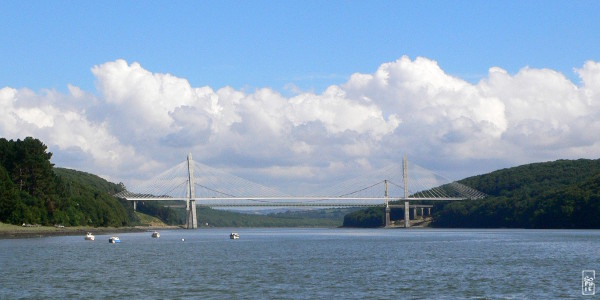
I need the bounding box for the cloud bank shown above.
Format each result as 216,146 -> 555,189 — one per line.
1,56 -> 599,188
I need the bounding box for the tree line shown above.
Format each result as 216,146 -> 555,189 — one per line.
344,159 -> 600,228
0,137 -> 351,227
0,137 -> 132,226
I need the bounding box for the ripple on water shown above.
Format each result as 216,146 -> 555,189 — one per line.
0,228 -> 598,299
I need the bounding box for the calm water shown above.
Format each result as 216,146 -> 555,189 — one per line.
1,228 -> 598,299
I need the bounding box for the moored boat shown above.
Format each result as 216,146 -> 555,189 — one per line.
230,232 -> 239,239
151,231 -> 160,238
109,236 -> 120,243
84,232 -> 95,241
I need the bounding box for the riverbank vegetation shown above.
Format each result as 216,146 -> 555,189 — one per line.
344,159 -> 600,228
433,159 -> 600,228
0,137 -> 350,228
0,137 -> 132,227
4,137 -> 600,229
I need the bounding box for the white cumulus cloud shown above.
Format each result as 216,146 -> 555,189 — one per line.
2,56 -> 600,187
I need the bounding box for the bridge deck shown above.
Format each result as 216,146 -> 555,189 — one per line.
124,196 -> 464,207
124,197 -> 466,201
164,203 -> 435,208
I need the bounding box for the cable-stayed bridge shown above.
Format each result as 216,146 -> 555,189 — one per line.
115,154 -> 485,228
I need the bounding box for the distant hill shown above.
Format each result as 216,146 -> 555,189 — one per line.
344,159 -> 600,228
196,207 -> 354,227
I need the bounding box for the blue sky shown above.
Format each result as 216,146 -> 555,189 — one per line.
1,1 -> 600,189
2,1 -> 598,93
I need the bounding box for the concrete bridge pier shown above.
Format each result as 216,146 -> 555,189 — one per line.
186,199 -> 197,229
404,201 -> 410,228
185,153 -> 198,229
133,200 -> 137,211
403,155 -> 410,228
385,206 -> 391,227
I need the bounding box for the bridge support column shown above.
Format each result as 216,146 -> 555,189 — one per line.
428,207 -> 431,215
384,180 -> 390,227
404,201 -> 410,228
402,155 -> 410,228
186,200 -> 197,229
385,206 -> 391,227
185,153 -> 198,229
413,207 -> 417,219
133,200 -> 136,211
420,207 -> 424,218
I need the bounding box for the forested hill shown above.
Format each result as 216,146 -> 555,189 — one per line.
0,137 -> 133,226
344,159 -> 600,229
434,159 -> 600,228
0,137 -> 349,228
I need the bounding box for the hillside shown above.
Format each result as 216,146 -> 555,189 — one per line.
434,159 -> 600,228
10,137 -> 598,229
344,159 -> 600,228
0,137 -> 350,228
0,137 -> 131,227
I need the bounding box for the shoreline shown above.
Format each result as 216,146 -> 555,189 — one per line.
0,224 -> 181,239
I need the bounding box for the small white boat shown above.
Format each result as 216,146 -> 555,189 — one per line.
109,236 -> 120,243
230,232 -> 239,239
151,231 -> 160,238
84,232 -> 95,241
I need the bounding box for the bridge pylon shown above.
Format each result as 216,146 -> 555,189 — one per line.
185,153 -> 198,229
384,180 -> 390,227
403,155 -> 410,228
385,155 -> 412,228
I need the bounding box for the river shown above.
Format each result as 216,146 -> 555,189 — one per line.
1,228 -> 598,299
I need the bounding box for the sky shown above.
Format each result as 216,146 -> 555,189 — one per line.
1,1 -> 600,192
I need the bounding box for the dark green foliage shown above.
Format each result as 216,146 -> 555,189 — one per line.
343,207 -> 384,227
344,159 -> 600,228
459,159 -> 600,199
433,159 -> 600,228
0,137 -> 58,225
0,137 -> 135,227
0,136 -> 354,227
135,201 -> 184,225
0,165 -> 20,223
55,168 -> 135,227
53,168 -> 133,227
